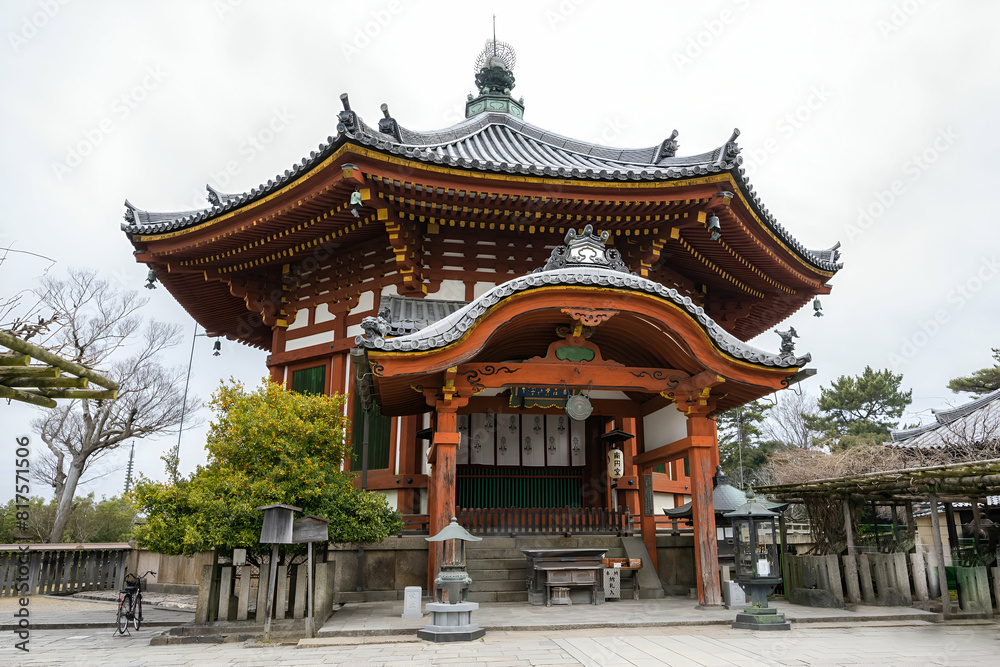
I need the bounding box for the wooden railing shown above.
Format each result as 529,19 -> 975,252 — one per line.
399,514 -> 430,535
457,506 -> 633,537
0,543 -> 130,596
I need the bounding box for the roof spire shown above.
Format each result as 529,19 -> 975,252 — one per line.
465,19 -> 524,119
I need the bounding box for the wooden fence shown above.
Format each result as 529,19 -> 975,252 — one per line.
0,544 -> 130,596
457,506 -> 633,536
195,560 -> 336,627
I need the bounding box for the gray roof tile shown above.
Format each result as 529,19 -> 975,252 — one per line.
120,102 -> 842,273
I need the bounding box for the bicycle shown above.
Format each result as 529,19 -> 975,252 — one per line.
115,569 -> 156,636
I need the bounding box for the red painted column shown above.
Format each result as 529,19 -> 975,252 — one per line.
621,416 -> 641,517
426,406 -> 460,591
686,412 -> 721,607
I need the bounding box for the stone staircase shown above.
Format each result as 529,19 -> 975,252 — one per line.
465,535 -> 628,603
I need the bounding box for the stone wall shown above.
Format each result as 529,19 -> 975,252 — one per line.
655,534 -> 696,595
327,536 -> 429,602
126,549 -> 216,595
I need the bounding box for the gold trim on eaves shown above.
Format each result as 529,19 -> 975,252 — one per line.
134,144 -> 834,278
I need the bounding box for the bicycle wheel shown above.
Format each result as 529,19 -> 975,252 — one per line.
116,593 -> 131,634
132,594 -> 141,631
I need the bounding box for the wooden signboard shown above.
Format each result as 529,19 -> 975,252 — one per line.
292,515 -> 330,544
257,503 -> 301,544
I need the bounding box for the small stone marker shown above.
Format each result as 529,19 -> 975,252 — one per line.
402,586 -> 423,619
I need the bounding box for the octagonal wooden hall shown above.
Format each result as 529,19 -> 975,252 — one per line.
356,225 -> 816,606
121,43 -> 840,606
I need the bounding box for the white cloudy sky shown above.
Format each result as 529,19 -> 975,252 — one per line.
2,1 -> 999,502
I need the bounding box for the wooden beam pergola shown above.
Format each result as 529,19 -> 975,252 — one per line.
757,458 -> 1000,505
0,331 -> 119,408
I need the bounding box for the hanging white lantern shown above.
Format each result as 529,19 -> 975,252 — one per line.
607,447 -> 624,481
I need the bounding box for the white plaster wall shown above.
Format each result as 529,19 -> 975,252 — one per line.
284,329 -> 335,352
286,308 -> 309,331
473,281 -> 495,298
432,279 -> 465,301
374,490 -> 398,511
643,404 -> 688,450
315,303 -> 336,324
380,283 -> 399,299
355,290 -> 374,313
653,492 -> 676,513
346,323 -> 363,340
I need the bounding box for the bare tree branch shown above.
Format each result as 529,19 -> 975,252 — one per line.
21,269 -> 197,542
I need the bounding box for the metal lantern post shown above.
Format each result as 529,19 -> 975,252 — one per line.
724,492 -> 790,631
417,517 -> 485,642
601,429 -> 633,512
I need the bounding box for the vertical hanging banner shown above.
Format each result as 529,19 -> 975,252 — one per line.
544,414 -> 570,466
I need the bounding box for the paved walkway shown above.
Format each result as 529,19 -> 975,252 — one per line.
0,595 -> 194,631
318,598 -> 943,636
5,621 -> 998,666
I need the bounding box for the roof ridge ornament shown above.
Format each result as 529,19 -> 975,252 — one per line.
535,225 -> 633,274
466,21 -> 524,119
774,326 -> 799,358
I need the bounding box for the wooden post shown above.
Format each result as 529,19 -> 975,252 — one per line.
890,505 -> 900,541
971,497 -> 983,547
843,498 -> 855,555
779,513 -> 791,594
263,544 -> 279,641
621,416 -> 641,517
686,411 -> 720,607
943,502 -> 959,555
306,542 -> 314,637
905,501 -> 916,544
638,469 -> 658,572
427,404 -> 461,589
928,492 -> 951,615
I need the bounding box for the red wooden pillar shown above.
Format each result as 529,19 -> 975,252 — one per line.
397,415 -> 419,514
686,412 -> 721,607
426,405 -> 460,590
621,416 -> 640,516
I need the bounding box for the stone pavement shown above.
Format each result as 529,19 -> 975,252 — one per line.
4,620 -> 998,666
318,598 -> 943,636
0,595 -> 194,631
71,590 -> 197,611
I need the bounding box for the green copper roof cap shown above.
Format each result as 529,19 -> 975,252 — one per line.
426,516 -> 483,542
466,35 -> 524,119
724,489 -> 780,519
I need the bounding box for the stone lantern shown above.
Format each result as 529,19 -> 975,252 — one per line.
724,492 -> 790,631
417,517 -> 485,642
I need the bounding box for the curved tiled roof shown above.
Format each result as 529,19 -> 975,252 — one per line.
889,387 -> 1000,447
356,266 -> 811,369
120,98 -> 842,273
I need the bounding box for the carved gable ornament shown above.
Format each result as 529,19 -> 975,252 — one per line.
536,225 -> 633,274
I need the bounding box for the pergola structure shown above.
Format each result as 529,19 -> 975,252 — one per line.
120,38 -> 840,605
0,331 -> 118,407
758,458 -> 1000,614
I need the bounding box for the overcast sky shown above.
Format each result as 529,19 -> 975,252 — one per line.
2,1 -> 998,503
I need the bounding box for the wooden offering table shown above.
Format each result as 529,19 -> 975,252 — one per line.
521,548 -> 608,607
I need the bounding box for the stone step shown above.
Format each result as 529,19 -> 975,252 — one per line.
468,590 -> 529,603
467,558 -> 526,571
467,578 -> 527,593
465,548 -> 529,560
467,591 -> 497,603
468,569 -> 527,581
